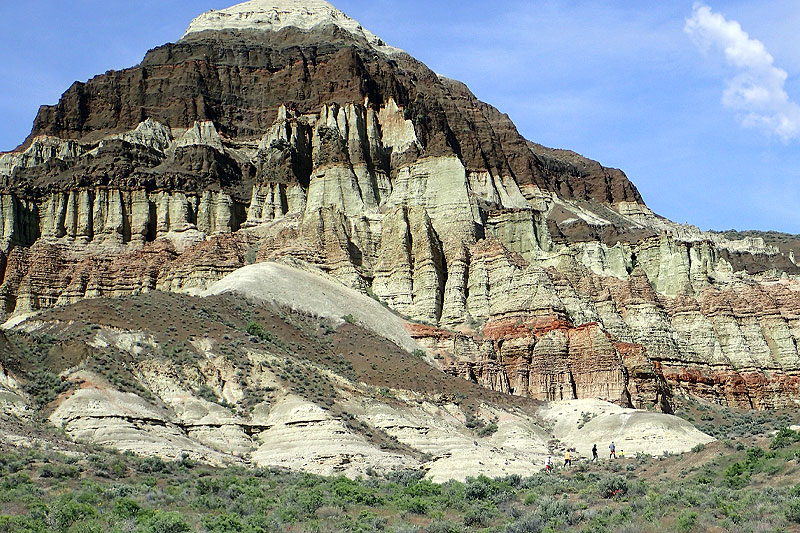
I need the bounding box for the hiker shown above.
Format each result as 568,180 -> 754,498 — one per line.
545,456 -> 552,473
619,450 -> 625,459
609,441 -> 616,459
592,444 -> 598,462
564,450 -> 572,467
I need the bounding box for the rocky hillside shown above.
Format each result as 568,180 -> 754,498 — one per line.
1,0 -> 799,412
0,262 -> 711,481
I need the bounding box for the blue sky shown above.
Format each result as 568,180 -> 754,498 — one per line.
1,1 -> 799,233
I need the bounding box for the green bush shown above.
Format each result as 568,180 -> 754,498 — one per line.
463,502 -> 497,527
464,477 -> 493,501
505,513 -> 543,533
139,511 -> 192,533
24,370 -> 71,408
396,495 -> 429,514
787,498 -> 800,523
691,443 -> 706,453
771,427 -> 800,449
386,469 -> 425,487
724,462 -> 751,489
0,516 -> 47,533
202,513 -> 245,532
330,477 -> 383,506
478,423 -> 499,438
427,520 -> 464,533
113,498 -> 141,520
677,510 -> 698,531
51,499 -> 97,533
598,476 -> 629,498
246,322 -> 282,345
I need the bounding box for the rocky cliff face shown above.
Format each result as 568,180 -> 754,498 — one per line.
1,0 -> 799,411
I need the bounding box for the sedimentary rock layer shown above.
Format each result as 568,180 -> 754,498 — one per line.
1,0 -> 799,410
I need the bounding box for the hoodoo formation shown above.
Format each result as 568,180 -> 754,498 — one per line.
2,0 -> 800,416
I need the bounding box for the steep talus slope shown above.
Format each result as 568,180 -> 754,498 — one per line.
0,0 -> 798,411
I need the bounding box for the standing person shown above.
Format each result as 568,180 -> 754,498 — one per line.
564,450 -> 572,467
592,444 -> 598,463
545,456 -> 552,473
609,441 -> 616,459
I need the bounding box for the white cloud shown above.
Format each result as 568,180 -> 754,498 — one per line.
685,2 -> 800,141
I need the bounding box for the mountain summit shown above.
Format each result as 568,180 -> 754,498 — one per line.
183,0 -> 401,53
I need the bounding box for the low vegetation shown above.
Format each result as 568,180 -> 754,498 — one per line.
3,429 -> 800,532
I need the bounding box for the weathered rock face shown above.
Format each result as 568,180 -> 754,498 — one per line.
2,0 -> 800,411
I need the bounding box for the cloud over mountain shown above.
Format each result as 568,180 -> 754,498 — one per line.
685,2 -> 800,142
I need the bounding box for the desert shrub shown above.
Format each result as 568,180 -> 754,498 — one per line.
396,495 -> 429,514
724,462 -> 751,489
113,498 -> 141,520
576,411 -> 597,430
24,370 -> 71,408
787,498 -> 800,523
293,487 -> 324,515
330,477 -> 383,506
136,456 -> 168,474
478,423 -> 499,438
51,498 -> 98,533
598,476 -> 629,499
771,427 -> 800,449
352,510 -> 387,531
506,497 -> 582,532
195,385 -> 219,404
463,502 -> 497,527
691,443 -> 706,453
542,497 -> 582,523
464,476 -> 493,501
677,510 -> 698,531
402,479 -> 442,499
246,322 -> 282,346
39,464 -> 79,480
139,511 -> 192,533
385,469 -> 425,487
0,516 -> 47,533
244,246 -> 258,265
342,314 -> 356,325
202,513 -> 245,532
427,520 -> 464,533
505,513 -> 543,533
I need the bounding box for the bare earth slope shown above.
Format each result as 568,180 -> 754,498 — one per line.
203,261 -> 422,354
0,0 -> 797,414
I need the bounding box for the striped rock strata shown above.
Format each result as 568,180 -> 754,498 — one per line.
0,0 -> 799,410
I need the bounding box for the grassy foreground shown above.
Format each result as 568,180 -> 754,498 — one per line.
4,429 -> 800,532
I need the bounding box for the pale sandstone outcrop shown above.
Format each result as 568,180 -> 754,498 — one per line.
0,362 -> 28,418
49,382 -> 236,464
539,399 -> 713,457
176,121 -> 225,152
107,118 -> 173,154
0,136 -> 81,178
